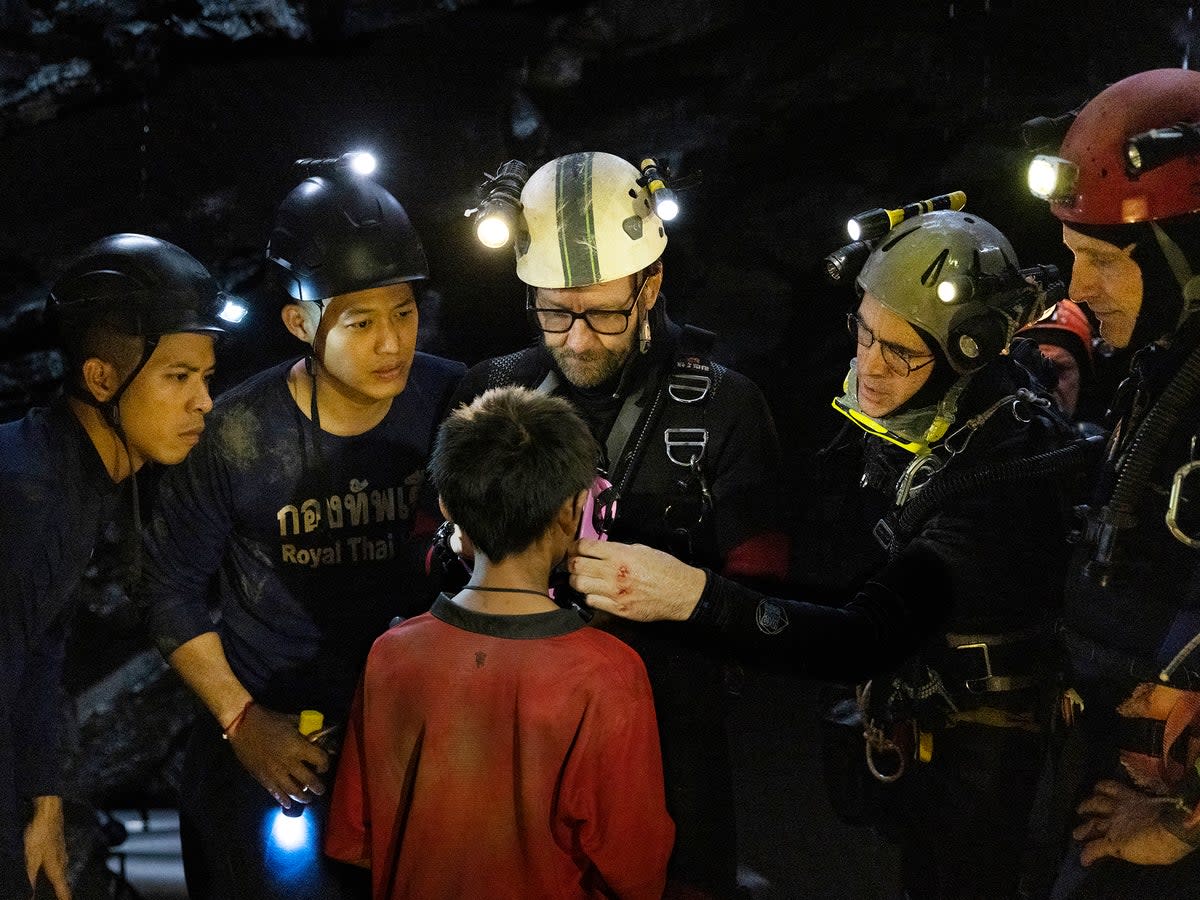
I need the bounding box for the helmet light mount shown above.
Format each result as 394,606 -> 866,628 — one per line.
826,190 -> 967,286
466,159 -> 531,250
937,264 -> 1065,320
1020,110 -> 1080,152
846,191 -> 966,242
637,158 -> 680,222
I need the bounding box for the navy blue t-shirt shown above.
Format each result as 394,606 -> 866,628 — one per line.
0,403 -> 123,878
141,353 -> 464,720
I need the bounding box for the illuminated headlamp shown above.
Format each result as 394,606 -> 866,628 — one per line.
466,159 -> 530,249
293,151 -> 378,179
939,262 -> 1064,320
1125,122 -> 1200,178
936,279 -> 967,304
1027,155 -> 1078,202
218,298 -> 248,324
638,158 -> 680,221
846,191 -> 966,242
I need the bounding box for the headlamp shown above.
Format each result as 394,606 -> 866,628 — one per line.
293,151 -> 378,179
218,298 -> 248,324
823,240 -> 875,285
466,159 -> 530,249
1125,122 -> 1200,178
936,279 -> 964,303
638,158 -> 680,221
940,262 -> 1064,328
1027,155 -> 1078,202
846,191 -> 966,242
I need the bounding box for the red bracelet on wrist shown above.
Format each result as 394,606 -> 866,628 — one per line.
222,699 -> 255,740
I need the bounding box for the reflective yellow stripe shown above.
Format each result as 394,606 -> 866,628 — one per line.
831,397 -> 929,456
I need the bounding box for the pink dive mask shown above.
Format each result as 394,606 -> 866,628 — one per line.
578,473 -> 618,541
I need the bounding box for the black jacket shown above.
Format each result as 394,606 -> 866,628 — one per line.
1064,316 -> 1200,678
691,354 -> 1073,686
451,320 -> 784,571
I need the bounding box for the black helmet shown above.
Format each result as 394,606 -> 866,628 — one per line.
48,233 -> 228,346
265,174 -> 429,306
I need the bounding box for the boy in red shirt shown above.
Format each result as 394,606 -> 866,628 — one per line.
325,386 -> 674,899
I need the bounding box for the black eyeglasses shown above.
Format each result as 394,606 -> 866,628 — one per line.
847,312 -> 935,377
527,280 -> 644,335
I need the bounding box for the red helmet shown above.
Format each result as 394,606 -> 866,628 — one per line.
1049,69 -> 1200,225
1018,299 -> 1094,366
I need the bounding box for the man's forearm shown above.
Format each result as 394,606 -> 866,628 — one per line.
168,631 -> 253,729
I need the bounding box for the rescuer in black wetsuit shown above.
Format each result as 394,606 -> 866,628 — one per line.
570,208 -> 1076,899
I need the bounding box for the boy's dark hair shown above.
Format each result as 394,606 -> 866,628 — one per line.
429,386 -> 597,563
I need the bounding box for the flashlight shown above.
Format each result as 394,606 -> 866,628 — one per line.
823,240 -> 876,285
1125,122 -> 1200,178
466,159 -> 530,249
1027,155 -> 1078,202
293,151 -> 378,179
936,263 -> 1064,325
638,158 -> 680,221
846,191 -> 966,242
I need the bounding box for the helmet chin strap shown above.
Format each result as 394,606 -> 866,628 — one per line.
304,350 -> 323,433
1151,222 -> 1200,330
637,280 -> 652,355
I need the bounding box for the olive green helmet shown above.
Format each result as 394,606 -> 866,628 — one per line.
515,152 -> 668,289
856,210 -> 1039,374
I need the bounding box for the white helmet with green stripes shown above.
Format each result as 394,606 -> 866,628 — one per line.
515,152 -> 668,289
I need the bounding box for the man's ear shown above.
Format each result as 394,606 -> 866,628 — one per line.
438,496 -> 452,522
642,262 -> 664,313
80,357 -> 121,404
281,303 -> 316,344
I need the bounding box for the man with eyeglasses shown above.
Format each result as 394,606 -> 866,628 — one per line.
449,151 -> 787,899
569,209 -> 1076,899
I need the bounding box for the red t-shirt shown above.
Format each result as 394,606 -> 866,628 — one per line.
325,595 -> 674,899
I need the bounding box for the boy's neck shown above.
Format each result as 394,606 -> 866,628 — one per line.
454,551 -> 560,615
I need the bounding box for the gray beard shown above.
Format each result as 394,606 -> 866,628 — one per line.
549,345 -> 631,389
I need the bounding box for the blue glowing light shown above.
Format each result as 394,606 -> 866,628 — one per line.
263,805 -> 321,885
268,807 -> 315,853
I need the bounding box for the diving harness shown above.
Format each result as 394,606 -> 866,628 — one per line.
832,363 -> 1096,781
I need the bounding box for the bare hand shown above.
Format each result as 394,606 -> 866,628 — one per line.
228,704 -> 330,808
24,795 -> 71,899
568,539 -> 706,622
1074,780 -> 1194,867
